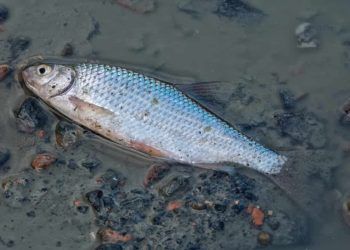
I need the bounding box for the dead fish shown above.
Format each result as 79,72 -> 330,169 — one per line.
21,60 -> 287,174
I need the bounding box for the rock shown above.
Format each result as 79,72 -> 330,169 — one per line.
31,153 -> 57,170
214,203 -> 226,213
342,199 -> 350,227
61,43 -> 74,57
159,175 -> 191,197
115,0 -> 156,14
26,211 -> 36,217
143,163 -> 170,187
79,155 -> 101,172
190,201 -> 207,210
55,121 -> 80,149
98,169 -> 126,190
0,146 -> 10,167
77,205 -> 89,214
96,244 -> 123,250
85,190 -> 104,212
8,36 -> 31,59
215,0 -> 264,22
0,4 -> 9,23
258,232 -> 272,246
16,98 -> 49,133
166,200 -> 182,211
247,205 -> 264,226
0,64 -> 10,81
339,98 -> 350,126
98,228 -> 132,244
295,22 -> 319,48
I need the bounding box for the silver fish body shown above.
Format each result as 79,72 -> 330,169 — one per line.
21,61 -> 287,174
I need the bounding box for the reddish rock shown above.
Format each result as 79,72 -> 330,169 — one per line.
166,200 -> 182,211
143,163 -> 169,187
98,228 -> 132,243
31,153 -> 56,170
0,64 -> 9,81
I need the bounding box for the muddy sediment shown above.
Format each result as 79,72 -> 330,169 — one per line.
0,0 -> 349,249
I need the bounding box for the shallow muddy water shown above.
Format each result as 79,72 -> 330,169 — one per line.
0,0 -> 350,249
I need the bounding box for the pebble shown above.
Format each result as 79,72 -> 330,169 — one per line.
16,98 -> 48,133
247,205 -> 264,226
0,146 -> 10,167
31,153 -> 57,170
190,202 -> 207,210
258,232 -> 272,246
85,190 -> 104,212
159,175 -> 191,197
339,99 -> 350,126
166,200 -> 182,211
0,64 -> 10,81
0,4 -> 9,23
214,203 -> 227,213
95,244 -> 123,250
215,0 -> 264,21
143,163 -> 169,187
98,228 -> 132,243
342,199 -> 350,227
55,121 -> 80,149
295,22 -> 319,48
80,156 -> 101,172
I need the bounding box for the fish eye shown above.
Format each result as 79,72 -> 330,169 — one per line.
36,64 -> 52,76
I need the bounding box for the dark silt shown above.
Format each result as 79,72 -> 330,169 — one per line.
0,0 -> 350,249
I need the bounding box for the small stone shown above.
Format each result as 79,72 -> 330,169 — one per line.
339,99 -> 350,126
77,206 -> 89,214
31,153 -> 57,170
342,199 -> 350,227
190,202 -> 207,210
247,206 -> 264,226
166,200 -> 182,211
214,203 -> 227,213
0,146 -> 10,167
209,219 -> 225,231
61,43 -> 74,57
295,22 -> 319,48
258,232 -> 272,246
95,244 -> 123,250
16,98 -> 49,133
0,64 -> 10,81
26,211 -> 36,217
80,156 -> 101,172
85,190 -> 103,212
55,121 -> 80,149
0,4 -> 9,23
143,163 -> 170,187
159,175 -> 191,197
98,228 -> 132,243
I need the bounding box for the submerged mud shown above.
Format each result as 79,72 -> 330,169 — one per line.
0,0 -> 350,249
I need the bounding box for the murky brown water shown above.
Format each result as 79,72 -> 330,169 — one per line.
0,0 -> 350,249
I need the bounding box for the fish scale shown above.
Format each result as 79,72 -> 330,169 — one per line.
70,63 -> 286,173
22,61 -> 287,174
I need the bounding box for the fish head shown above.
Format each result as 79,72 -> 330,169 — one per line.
22,63 -> 76,99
